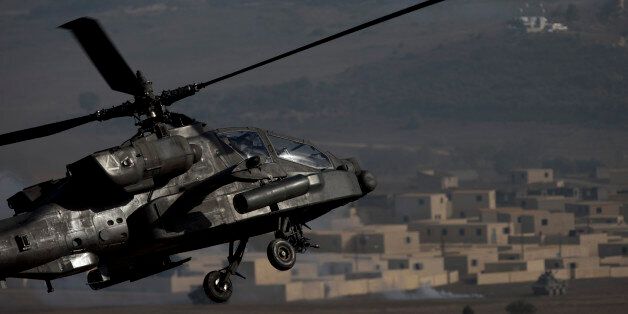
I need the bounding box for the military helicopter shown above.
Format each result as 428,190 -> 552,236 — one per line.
0,0 -> 444,303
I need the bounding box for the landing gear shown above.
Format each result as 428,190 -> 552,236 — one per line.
203,271 -> 232,303
203,238 -> 248,303
45,279 -> 54,293
267,239 -> 296,271
267,217 -> 318,271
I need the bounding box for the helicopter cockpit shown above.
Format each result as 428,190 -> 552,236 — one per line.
216,130 -> 271,161
267,134 -> 332,169
216,129 -> 333,170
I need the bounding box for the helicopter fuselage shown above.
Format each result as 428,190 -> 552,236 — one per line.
0,123 -> 375,288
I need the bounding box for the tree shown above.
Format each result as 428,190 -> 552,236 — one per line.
462,305 -> 475,314
565,4 -> 580,22
506,300 -> 537,314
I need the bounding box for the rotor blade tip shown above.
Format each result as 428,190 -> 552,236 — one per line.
58,17 -> 96,30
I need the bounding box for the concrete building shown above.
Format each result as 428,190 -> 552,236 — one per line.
479,207 -> 575,236
385,255 -> 446,276
484,260 -> 545,273
452,189 -> 496,213
415,170 -> 459,192
394,193 -> 449,222
408,219 -> 512,245
308,225 -> 420,255
599,241 -> 628,258
511,168 -> 554,185
545,233 -> 609,256
565,201 -> 622,217
443,247 -> 499,279
518,16 -> 548,33
596,167 -> 628,185
516,195 -> 566,212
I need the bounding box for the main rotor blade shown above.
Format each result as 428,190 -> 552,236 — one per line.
0,114 -> 97,147
60,17 -> 143,95
197,0 -> 446,89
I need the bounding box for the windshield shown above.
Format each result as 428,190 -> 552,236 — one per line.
268,135 -> 332,169
217,131 -> 270,160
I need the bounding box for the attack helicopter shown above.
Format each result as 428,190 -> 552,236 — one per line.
0,0 -> 444,303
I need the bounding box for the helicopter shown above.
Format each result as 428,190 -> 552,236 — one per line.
0,0 -> 444,303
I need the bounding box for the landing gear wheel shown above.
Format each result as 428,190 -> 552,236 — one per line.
203,271 -> 232,303
267,239 -> 296,271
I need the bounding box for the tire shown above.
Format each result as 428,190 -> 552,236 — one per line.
203,271 -> 232,303
267,239 -> 296,271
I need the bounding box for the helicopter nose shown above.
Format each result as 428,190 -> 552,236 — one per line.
357,170 -> 377,194
339,158 -> 377,194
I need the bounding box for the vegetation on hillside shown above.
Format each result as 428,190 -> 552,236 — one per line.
206,31 -> 627,128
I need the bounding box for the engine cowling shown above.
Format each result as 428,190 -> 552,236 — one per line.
67,135 -> 202,194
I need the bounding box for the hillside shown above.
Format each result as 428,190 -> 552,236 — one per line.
198,27 -> 628,128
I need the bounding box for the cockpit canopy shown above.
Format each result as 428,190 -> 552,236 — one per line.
216,129 -> 332,169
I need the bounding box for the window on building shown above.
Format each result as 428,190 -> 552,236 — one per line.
476,229 -> 482,236
521,200 -> 527,207
427,229 -> 432,236
403,216 -> 409,223
503,227 -> 510,235
440,197 -> 444,204
541,219 -> 548,226
475,195 -> 483,202
544,172 -> 549,178
471,259 -> 478,267
442,229 -> 448,236
413,263 -> 423,270
460,212 -> 466,218
405,236 -> 412,244
622,247 -> 627,255
517,217 -> 523,223
435,214 -> 442,220
596,207 -> 602,214
418,198 -> 425,205
15,235 -> 30,252
459,229 -> 465,236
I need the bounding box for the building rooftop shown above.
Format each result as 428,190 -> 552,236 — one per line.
452,189 -> 496,194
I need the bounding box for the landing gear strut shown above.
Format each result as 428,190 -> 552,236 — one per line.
203,238 -> 248,303
267,217 -> 318,271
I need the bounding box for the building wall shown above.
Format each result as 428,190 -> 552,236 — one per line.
484,260 -> 544,273
511,169 -> 554,185
480,208 -> 574,236
599,243 -> 628,257
394,193 -> 448,222
444,249 -> 499,277
309,227 -> 419,255
565,202 -> 621,217
409,221 -> 512,245
386,256 -> 445,276
517,196 -> 566,212
452,190 -> 496,211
